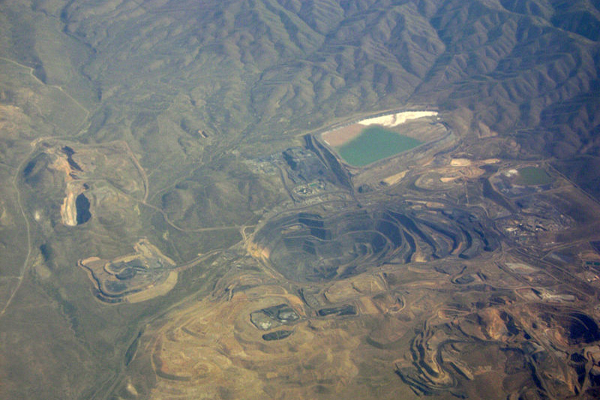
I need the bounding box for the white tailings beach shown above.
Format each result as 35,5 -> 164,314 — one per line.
322,111 -> 439,147
357,111 -> 438,127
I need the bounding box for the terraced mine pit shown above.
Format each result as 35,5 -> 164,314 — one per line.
79,239 -> 178,303
250,204 -> 499,282
23,141 -> 146,228
541,310 -> 600,346
395,303 -> 598,399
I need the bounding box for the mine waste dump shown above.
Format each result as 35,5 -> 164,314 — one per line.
252,203 -> 499,282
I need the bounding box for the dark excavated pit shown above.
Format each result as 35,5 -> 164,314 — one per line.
541,311 -> 600,345
318,304 -> 356,317
253,204 -> 498,282
568,313 -> 600,344
76,193 -> 91,225
250,304 -> 300,331
62,146 -> 83,172
116,268 -> 136,280
452,274 -> 475,284
262,330 -> 293,341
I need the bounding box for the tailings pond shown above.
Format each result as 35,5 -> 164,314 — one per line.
336,126 -> 422,167
516,167 -> 553,185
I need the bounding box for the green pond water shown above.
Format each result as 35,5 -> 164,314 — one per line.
516,167 -> 553,185
336,126 -> 422,167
